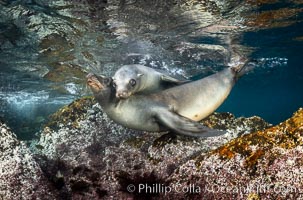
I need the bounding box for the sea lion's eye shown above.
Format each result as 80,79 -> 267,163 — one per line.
103,77 -> 112,86
129,79 -> 136,87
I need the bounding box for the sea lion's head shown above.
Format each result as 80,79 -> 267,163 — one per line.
112,67 -> 143,99
86,73 -> 112,95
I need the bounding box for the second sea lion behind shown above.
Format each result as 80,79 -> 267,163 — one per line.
112,64 -> 188,99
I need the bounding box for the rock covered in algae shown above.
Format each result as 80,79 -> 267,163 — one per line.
166,108 -> 303,199
2,96 -> 301,199
30,96 -> 274,199
46,96 -> 96,130
0,122 -> 58,199
31,97 -> 303,199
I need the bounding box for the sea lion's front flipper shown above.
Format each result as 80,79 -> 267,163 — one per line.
155,110 -> 226,137
160,74 -> 189,84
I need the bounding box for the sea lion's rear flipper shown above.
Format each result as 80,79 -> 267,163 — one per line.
160,74 -> 190,84
155,110 -> 226,137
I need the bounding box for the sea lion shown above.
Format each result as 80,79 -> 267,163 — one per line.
87,61 -> 247,137
112,64 -> 188,98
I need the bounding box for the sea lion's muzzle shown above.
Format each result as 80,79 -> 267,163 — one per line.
116,90 -> 131,99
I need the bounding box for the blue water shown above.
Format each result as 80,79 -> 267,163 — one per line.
218,21 -> 303,124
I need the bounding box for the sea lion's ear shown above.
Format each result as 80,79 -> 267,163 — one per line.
137,73 -> 144,77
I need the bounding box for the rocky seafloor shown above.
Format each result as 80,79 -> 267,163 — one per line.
1,96 -> 303,199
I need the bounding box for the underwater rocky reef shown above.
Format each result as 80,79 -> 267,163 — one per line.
1,96 -> 303,199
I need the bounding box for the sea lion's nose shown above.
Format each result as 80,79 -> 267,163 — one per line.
86,73 -> 96,85
116,91 -> 128,99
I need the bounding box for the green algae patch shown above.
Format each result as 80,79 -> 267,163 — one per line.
211,108 -> 303,168
146,154 -> 163,165
39,33 -> 75,62
124,137 -> 147,149
46,96 -> 96,130
152,133 -> 178,149
247,193 -> 261,200
44,63 -> 87,84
